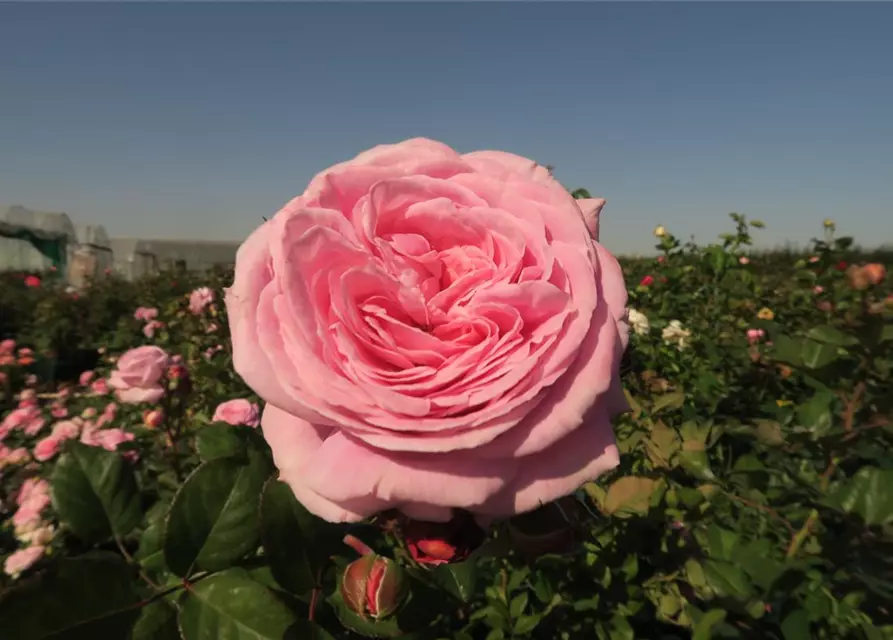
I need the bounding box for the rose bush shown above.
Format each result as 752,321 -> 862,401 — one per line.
226,138 -> 630,523
1,163 -> 891,639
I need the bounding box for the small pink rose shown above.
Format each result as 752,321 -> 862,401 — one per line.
212,399 -> 260,428
746,328 -> 766,345
0,338 -> 15,354
142,320 -> 165,339
4,545 -> 46,578
91,378 -> 110,395
189,287 -> 215,315
17,477 -> 50,507
108,346 -> 170,404
33,436 -> 62,461
24,418 -> 46,437
134,306 -> 159,322
96,428 -> 135,452
0,446 -> 30,466
51,420 -> 81,441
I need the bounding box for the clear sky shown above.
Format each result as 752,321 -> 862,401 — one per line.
1,2 -> 891,255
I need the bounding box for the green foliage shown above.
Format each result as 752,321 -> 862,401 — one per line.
1,215 -> 891,639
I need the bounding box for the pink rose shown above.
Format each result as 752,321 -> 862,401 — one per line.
0,446 -> 30,466
107,346 -> 170,404
142,320 -> 165,339
746,328 -> 766,345
2,406 -> 37,431
96,428 -> 136,452
225,138 -> 629,523
212,399 -> 260,428
24,417 -> 46,437
33,436 -> 62,461
134,306 -> 159,322
51,404 -> 68,418
4,545 -> 45,578
78,370 -> 95,386
189,287 -> 215,315
51,420 -> 81,441
90,378 -> 110,396
17,477 -> 50,507
0,339 -> 15,354
80,424 -> 102,447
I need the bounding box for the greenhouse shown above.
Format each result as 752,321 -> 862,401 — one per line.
0,205 -> 77,274
109,238 -> 239,280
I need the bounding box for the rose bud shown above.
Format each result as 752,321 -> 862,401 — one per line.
402,513 -> 485,567
340,554 -> 407,620
142,408 -> 164,428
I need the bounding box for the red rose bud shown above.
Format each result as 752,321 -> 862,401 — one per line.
835,260 -> 848,272
639,275 -> 654,287
142,408 -> 164,428
403,513 -> 485,567
340,555 -> 407,620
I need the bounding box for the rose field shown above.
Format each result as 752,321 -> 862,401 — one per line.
1,148 -> 892,639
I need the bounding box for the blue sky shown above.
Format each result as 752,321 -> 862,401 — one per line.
1,3 -> 891,255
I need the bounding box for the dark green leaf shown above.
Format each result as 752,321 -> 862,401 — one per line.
51,441 -> 142,543
514,614 -> 542,635
652,389 -> 685,414
796,391 -> 835,438
693,609 -> 727,640
164,453 -> 271,577
131,600 -> 179,640
433,559 -> 478,603
0,552 -> 142,639
260,477 -> 340,596
781,609 -> 811,640
805,325 -> 858,347
196,424 -> 251,461
703,559 -> 752,598
509,592 -> 528,619
825,467 -> 893,526
800,339 -> 840,370
178,568 -> 328,640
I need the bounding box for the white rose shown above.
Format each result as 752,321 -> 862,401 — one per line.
627,308 -> 651,336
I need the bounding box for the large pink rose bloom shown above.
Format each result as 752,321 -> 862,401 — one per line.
226,138 -> 629,524
107,346 -> 170,404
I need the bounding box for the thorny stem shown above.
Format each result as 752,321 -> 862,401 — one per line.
726,494 -> 795,536
115,535 -> 161,590
308,567 -> 324,623
786,382 -> 867,559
